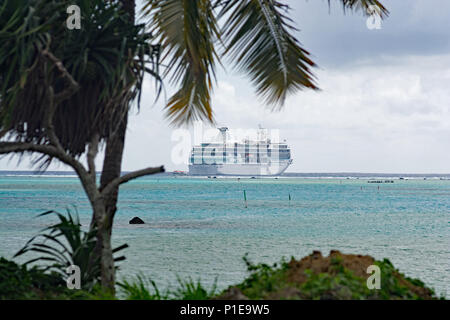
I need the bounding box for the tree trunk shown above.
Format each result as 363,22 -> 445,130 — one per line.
90,197 -> 115,289
99,115 -> 128,220
89,0 -> 135,294
91,114 -> 128,292
99,222 -> 115,289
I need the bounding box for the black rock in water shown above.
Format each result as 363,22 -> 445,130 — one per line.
129,217 -> 145,224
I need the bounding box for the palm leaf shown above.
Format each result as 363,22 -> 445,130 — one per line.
143,0 -> 221,125
142,0 -> 388,125
14,208 -> 128,290
218,0 -> 318,108
332,0 -> 389,17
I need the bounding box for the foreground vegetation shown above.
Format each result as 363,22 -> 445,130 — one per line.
217,251 -> 439,300
116,251 -> 441,300
0,210 -> 442,300
0,257 -> 216,300
0,258 -> 114,300
1,252 -> 442,300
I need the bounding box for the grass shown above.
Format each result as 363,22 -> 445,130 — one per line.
118,275 -> 217,300
172,276 -> 217,300
118,275 -> 169,300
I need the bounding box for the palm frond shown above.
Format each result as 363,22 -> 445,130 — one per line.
218,0 -> 318,108
332,0 -> 389,17
143,0 -> 220,125
14,208 -> 128,290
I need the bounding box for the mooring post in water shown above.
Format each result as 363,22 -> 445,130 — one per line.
244,190 -> 247,208
289,193 -> 291,206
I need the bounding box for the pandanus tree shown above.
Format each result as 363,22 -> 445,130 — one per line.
0,0 -> 162,291
0,0 -> 387,292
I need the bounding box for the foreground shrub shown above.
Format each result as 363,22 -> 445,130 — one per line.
0,257 -> 69,299
14,208 -> 128,291
217,250 -> 440,300
0,257 -> 117,300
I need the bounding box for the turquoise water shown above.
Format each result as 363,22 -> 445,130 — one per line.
0,175 -> 449,297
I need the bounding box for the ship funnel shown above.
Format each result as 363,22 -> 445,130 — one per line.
218,127 -> 228,144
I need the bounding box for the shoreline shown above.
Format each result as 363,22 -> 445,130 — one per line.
1,170 -> 450,180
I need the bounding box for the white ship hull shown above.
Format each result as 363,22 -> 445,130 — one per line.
188,160 -> 292,176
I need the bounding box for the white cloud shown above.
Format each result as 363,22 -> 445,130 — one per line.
202,54 -> 450,173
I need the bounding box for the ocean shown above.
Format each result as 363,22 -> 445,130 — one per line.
0,172 -> 448,297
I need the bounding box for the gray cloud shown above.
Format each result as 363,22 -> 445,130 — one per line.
289,0 -> 450,68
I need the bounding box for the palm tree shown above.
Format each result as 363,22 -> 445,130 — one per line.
0,0 -> 388,293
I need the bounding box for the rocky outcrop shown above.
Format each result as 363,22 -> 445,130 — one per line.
129,217 -> 145,224
216,250 -> 438,300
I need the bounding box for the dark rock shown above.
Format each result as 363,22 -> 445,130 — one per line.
129,217 -> 145,224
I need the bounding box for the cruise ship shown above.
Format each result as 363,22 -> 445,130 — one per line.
188,127 -> 292,176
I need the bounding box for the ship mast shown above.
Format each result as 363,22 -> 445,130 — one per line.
218,127 -> 228,163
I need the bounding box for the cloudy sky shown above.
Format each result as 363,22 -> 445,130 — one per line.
2,0 -> 450,173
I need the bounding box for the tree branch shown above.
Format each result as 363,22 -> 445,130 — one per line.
0,142 -> 84,180
0,128 -> 8,140
40,49 -> 78,154
0,142 -> 59,157
100,165 -> 165,196
41,49 -> 79,104
87,133 -> 100,180
0,141 -> 99,203
39,49 -> 101,195
44,86 -> 65,151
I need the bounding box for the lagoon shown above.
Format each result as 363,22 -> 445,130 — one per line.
0,174 -> 448,297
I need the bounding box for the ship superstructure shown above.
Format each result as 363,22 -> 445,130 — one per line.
188,127 -> 292,176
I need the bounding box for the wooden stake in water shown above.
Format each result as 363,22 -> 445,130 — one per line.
244,190 -> 247,208
289,193 -> 291,206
